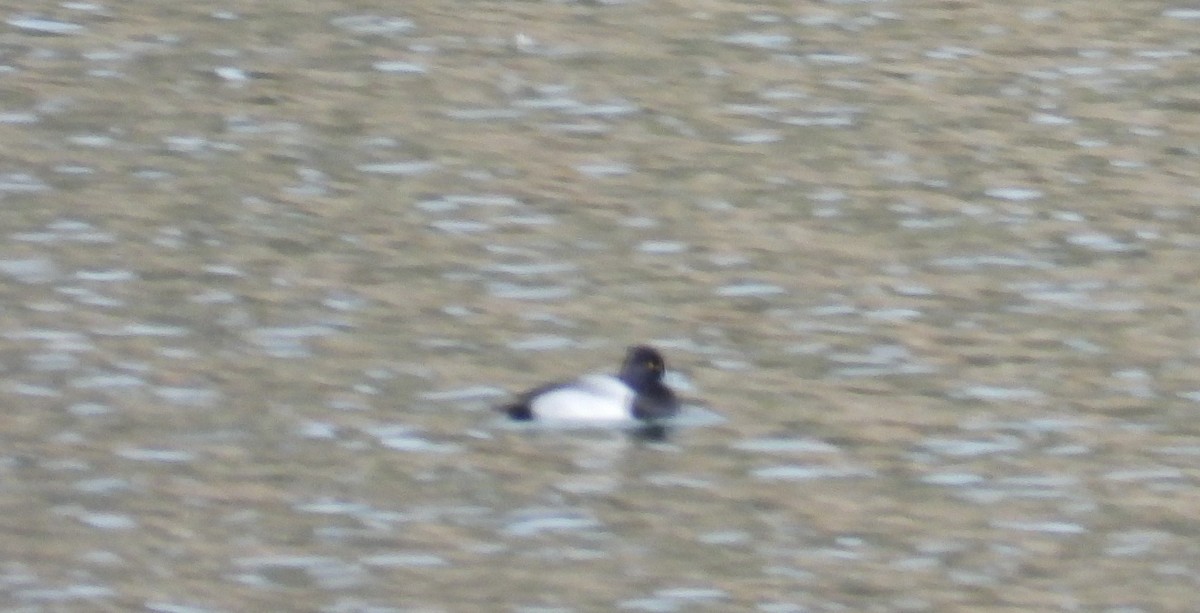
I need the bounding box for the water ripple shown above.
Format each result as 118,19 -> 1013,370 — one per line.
751,465 -> 876,481
487,282 -> 573,301
990,520 -> 1086,534
0,258 -> 57,283
919,437 -> 1023,457
503,508 -> 601,537
329,15 -> 415,34
356,161 -> 439,176
7,16 -> 84,35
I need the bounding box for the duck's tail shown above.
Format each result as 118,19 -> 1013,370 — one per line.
497,402 -> 533,421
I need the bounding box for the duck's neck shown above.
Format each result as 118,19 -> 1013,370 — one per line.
619,370 -> 660,392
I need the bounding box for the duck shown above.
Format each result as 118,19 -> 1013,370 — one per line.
499,345 -> 679,434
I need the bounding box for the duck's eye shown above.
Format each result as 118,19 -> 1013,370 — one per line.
646,361 -> 659,370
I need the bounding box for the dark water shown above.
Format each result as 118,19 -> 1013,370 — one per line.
2,2 -> 1199,611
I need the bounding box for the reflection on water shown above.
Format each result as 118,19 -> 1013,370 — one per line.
2,0 -> 1199,610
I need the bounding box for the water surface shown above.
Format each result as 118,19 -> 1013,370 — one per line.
2,1 -> 1198,611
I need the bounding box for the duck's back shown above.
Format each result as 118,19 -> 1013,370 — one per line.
518,375 -> 635,422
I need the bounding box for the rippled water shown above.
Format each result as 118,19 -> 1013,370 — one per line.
2,1 -> 1199,611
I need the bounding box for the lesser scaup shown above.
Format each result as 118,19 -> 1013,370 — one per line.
499,345 -> 679,436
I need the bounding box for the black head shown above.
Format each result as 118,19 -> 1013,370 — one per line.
618,345 -> 667,390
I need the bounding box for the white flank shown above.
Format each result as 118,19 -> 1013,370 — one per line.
528,375 -> 635,422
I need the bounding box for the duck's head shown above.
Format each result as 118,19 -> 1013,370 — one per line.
618,345 -> 667,390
